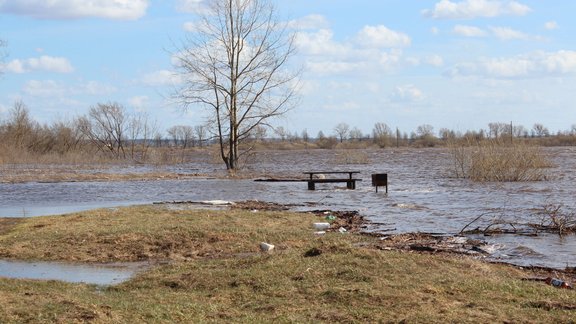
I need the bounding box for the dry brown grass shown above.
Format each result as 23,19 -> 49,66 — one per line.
0,205 -> 323,262
1,205 -> 576,322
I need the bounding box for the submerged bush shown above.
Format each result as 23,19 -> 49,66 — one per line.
448,140 -> 551,182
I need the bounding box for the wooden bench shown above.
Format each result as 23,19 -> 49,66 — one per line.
303,171 -> 361,190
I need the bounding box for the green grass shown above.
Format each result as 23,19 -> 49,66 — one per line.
1,205 -> 575,322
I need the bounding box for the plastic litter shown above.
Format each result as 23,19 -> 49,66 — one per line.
338,227 -> 347,233
545,277 -> 573,289
325,215 -> 336,222
314,231 -> 326,235
259,242 -> 275,252
313,222 -> 330,230
200,200 -> 235,206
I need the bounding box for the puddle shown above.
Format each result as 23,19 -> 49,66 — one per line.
0,201 -> 148,218
0,260 -> 147,285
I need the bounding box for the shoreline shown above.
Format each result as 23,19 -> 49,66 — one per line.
1,202 -> 576,322
2,200 -> 574,283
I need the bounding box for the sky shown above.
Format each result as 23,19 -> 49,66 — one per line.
1,0 -> 576,137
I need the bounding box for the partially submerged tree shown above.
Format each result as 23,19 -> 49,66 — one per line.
174,0 -> 299,170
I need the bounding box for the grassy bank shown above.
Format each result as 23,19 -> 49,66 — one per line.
1,205 -> 575,322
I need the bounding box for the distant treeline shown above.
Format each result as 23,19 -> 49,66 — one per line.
1,101 -> 575,164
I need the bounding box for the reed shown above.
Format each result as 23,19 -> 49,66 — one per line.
449,139 -> 552,182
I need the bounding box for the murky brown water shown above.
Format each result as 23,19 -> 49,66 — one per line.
1,147 -> 575,269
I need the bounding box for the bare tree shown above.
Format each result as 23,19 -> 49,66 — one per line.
168,125 -> 195,148
438,128 -> 455,141
301,129 -> 309,143
275,126 -> 288,141
415,124 -> 436,147
129,113 -> 157,161
78,102 -> 127,158
416,124 -> 434,138
154,132 -> 164,148
174,0 -> 299,170
52,120 -> 84,154
334,123 -> 350,143
250,125 -> 267,142
5,101 -> 35,149
488,122 -> 510,139
532,123 -> 549,137
349,127 -> 363,141
513,124 -> 527,138
372,122 -> 392,148
194,124 -> 207,147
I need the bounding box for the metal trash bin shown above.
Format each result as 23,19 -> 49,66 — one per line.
371,173 -> 388,193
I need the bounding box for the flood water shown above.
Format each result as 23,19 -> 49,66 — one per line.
1,147 -> 575,270
0,260 -> 144,285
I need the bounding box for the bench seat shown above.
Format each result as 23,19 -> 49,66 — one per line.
307,178 -> 362,190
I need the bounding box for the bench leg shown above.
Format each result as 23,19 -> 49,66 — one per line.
347,181 -> 355,189
307,181 -> 315,190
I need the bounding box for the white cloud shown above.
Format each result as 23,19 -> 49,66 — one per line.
306,61 -> 364,75
295,29 -> 349,57
355,25 -> 411,48
141,70 -> 182,86
453,25 -> 539,41
23,80 -> 67,97
423,0 -> 531,20
297,80 -> 321,96
295,26 -> 412,76
390,85 -> 425,102
288,14 -> 330,30
406,54 -> 445,67
129,96 -> 149,112
453,25 -> 487,37
489,26 -> 530,40
3,56 -> 74,74
77,81 -> 116,95
22,80 -> 116,97
183,21 -> 202,33
426,55 -> 445,67
0,0 -> 149,20
446,50 -> 576,79
544,21 -> 559,30
378,50 -> 403,67
176,0 -> 208,14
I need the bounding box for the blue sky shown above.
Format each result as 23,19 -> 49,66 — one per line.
1,0 -> 576,137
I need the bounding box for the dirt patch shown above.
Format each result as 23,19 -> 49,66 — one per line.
0,218 -> 24,236
232,200 -> 293,211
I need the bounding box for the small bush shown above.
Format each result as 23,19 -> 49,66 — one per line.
335,150 -> 371,164
448,140 -> 551,182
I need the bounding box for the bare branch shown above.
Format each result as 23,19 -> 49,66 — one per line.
173,0 -> 299,170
